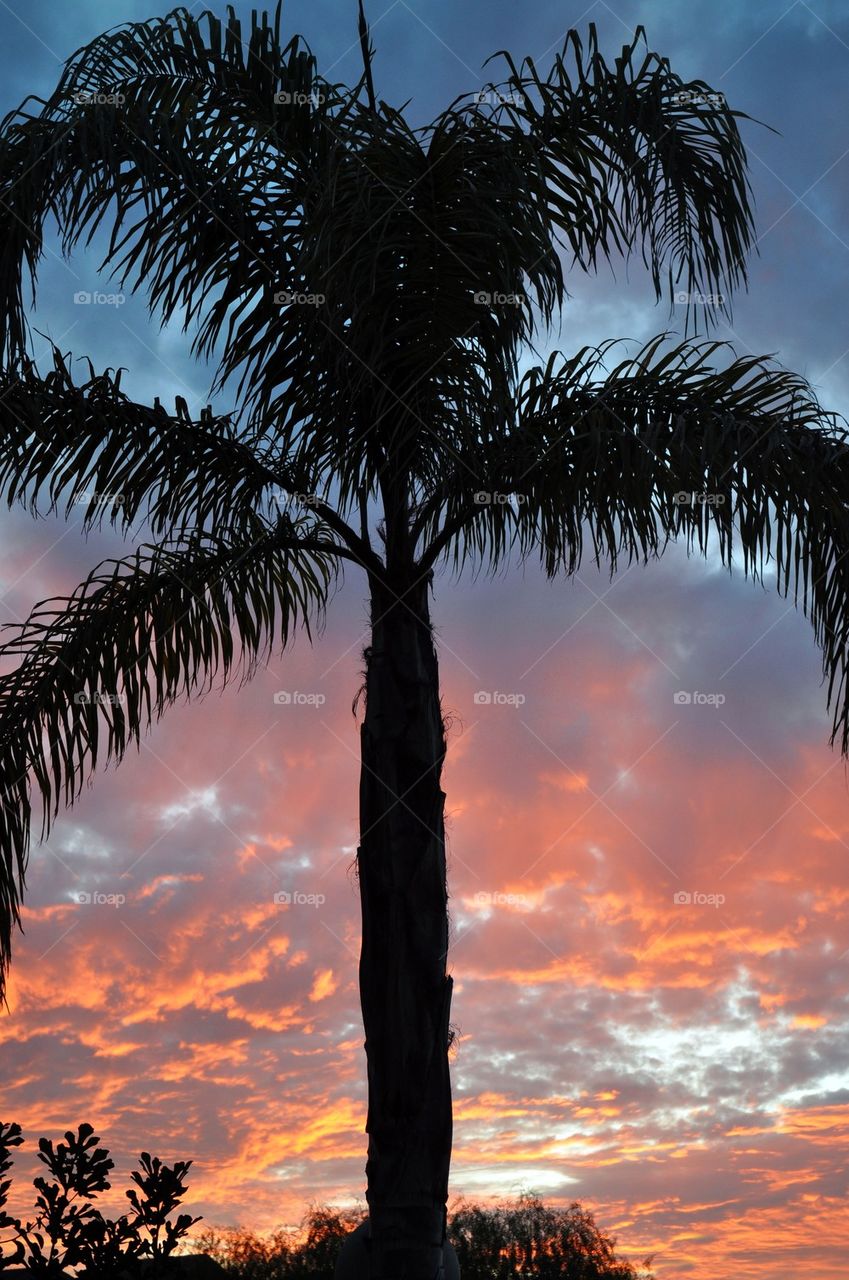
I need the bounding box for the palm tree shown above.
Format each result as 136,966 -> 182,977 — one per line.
0,5 -> 847,1278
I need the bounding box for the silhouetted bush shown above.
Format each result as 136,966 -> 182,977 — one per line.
450,1195 -> 652,1280
195,1207 -> 366,1280
0,1120 -> 198,1276
197,1196 -> 653,1280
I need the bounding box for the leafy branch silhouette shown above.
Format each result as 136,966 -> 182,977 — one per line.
0,1121 -> 198,1277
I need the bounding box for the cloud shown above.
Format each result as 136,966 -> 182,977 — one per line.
2,2 -> 849,1276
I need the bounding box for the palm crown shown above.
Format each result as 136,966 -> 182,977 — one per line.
0,1 -> 847,1010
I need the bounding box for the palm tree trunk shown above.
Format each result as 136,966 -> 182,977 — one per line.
357,569 -> 453,1280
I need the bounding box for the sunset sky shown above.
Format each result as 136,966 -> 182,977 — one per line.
1,1 -> 849,1278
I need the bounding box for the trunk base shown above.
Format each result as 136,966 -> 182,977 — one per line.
334,1218 -> 460,1280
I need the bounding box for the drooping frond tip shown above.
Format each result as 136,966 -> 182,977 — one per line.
477,20 -> 759,333
0,517 -> 342,1005
417,337 -> 849,756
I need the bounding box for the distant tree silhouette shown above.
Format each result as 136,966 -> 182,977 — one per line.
0,4 -> 847,1279
293,1208 -> 366,1280
196,1206 -> 367,1280
194,1226 -> 295,1280
198,1198 -> 651,1280
449,1196 -> 651,1280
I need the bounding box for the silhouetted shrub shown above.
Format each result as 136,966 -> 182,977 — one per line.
288,1208 -> 365,1280
198,1197 -> 653,1280
0,1120 -> 199,1276
196,1207 -> 366,1280
192,1227 -> 295,1280
450,1194 -> 652,1280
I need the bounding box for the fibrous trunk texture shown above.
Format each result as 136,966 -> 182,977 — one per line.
357,573 -> 453,1280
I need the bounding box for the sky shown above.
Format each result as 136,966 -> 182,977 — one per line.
1,1 -> 849,1278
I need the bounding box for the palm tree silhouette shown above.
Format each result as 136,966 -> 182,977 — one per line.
0,5 -> 847,1279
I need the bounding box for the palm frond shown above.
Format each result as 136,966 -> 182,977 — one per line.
473,23 -> 760,330
420,337 -> 849,750
0,517 -> 338,997
0,4 -> 348,364
358,0 -> 377,113
0,347 -> 285,539
0,346 -> 379,570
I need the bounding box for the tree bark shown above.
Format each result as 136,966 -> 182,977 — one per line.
357,568 -> 453,1280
